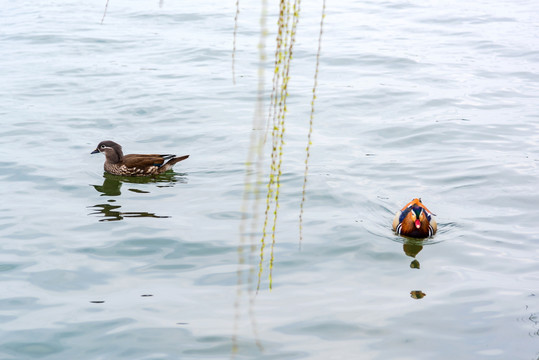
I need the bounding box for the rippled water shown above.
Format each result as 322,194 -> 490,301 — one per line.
1,0 -> 539,359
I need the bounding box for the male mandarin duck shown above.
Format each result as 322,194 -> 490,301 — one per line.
91,140 -> 189,176
392,198 -> 437,238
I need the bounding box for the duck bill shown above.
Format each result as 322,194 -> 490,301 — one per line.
414,219 -> 421,229
91,149 -> 100,154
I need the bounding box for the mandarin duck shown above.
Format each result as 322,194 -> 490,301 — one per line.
392,198 -> 437,238
91,140 -> 189,176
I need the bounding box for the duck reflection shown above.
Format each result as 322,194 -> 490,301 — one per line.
89,172 -> 187,221
88,203 -> 171,222
93,172 -> 187,195
402,238 -> 423,268
92,176 -> 123,196
400,238 -> 427,299
410,290 -> 426,299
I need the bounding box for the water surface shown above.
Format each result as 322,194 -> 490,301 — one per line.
1,0 -> 539,359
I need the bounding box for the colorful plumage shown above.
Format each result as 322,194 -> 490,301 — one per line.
392,198 -> 437,238
91,140 -> 189,176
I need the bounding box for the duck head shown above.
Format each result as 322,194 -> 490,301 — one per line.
91,140 -> 124,164
410,205 -> 428,229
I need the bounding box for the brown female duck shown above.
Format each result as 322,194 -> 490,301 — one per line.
91,140 -> 189,176
392,198 -> 437,238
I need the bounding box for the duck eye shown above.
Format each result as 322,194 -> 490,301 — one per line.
100,145 -> 106,149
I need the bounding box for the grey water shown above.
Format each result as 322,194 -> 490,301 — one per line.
1,0 -> 538,359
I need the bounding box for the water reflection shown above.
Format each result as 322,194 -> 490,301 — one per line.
89,172 -> 187,221
402,238 -> 424,267
92,176 -> 122,196
410,290 -> 426,299
88,203 -> 170,222
403,241 -> 423,257
400,237 -> 427,299
93,172 -> 188,195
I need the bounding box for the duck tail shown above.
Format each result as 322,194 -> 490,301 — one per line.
161,155 -> 189,172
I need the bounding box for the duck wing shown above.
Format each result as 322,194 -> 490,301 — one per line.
122,154 -> 176,168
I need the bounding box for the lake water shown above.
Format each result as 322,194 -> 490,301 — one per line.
1,0 -> 539,359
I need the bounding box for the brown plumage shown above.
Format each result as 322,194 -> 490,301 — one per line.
392,198 -> 437,238
91,140 -> 189,176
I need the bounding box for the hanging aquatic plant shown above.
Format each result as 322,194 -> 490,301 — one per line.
257,0 -> 301,292
101,0 -> 110,24
234,0 -> 326,300
299,0 -> 326,246
232,0 -> 269,355
233,0 -> 326,353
